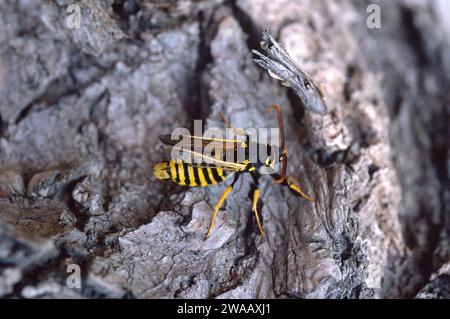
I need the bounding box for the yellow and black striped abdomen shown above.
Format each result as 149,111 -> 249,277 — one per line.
153,160 -> 228,187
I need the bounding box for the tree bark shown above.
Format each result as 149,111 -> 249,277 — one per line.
0,0 -> 449,298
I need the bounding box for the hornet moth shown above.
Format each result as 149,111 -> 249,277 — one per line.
153,104 -> 315,239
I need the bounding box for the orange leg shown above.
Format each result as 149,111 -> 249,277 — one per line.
286,177 -> 315,202
251,189 -> 265,239
205,173 -> 241,240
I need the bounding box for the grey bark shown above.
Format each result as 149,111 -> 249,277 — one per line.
0,0 -> 449,298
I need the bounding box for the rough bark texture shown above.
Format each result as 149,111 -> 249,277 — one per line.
0,0 -> 449,298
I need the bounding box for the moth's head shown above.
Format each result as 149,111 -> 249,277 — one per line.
263,146 -> 285,170
263,157 -> 275,169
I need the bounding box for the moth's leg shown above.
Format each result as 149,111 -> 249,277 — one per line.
205,172 -> 241,239
219,111 -> 247,136
219,111 -> 233,129
285,176 -> 315,202
250,172 -> 265,239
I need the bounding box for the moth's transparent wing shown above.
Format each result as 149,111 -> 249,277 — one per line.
162,144 -> 246,172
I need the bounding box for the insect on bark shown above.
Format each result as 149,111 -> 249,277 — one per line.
153,105 -> 315,240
